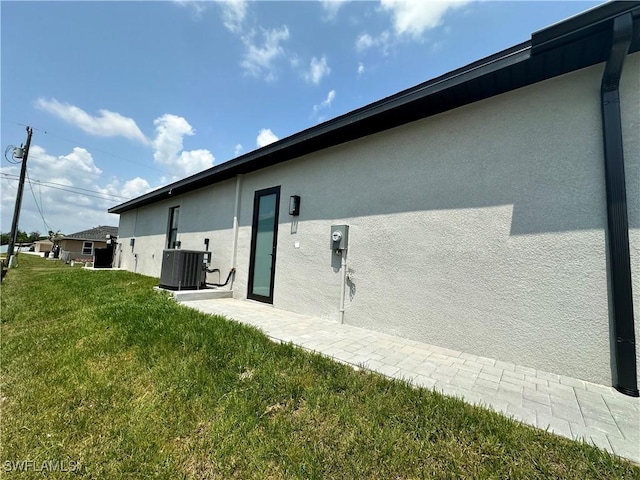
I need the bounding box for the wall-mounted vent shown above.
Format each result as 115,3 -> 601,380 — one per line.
159,249 -> 205,290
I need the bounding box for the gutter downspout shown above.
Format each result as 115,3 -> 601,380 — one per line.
230,175 -> 243,273
132,208 -> 139,274
601,12 -> 638,397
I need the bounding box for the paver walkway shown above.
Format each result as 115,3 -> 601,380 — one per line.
182,297 -> 640,464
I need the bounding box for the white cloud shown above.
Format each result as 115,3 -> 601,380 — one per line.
37,97 -> 213,181
321,0 -> 348,20
0,144 -> 151,235
173,0 -> 209,18
356,33 -> 374,51
234,144 -> 243,156
256,128 -> 278,148
220,0 -> 247,33
3,102 -> 216,233
152,114 -> 215,179
152,114 -> 193,165
36,98 -> 148,144
304,56 -> 331,85
355,31 -> 391,54
380,0 -> 469,38
241,26 -> 290,81
313,89 -> 336,113
357,62 -> 365,76
120,177 -> 152,199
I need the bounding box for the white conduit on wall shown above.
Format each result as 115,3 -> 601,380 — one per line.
339,249 -> 347,324
230,174 -> 243,270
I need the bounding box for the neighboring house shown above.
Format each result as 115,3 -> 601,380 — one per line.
59,226 -> 118,263
33,240 -> 53,254
109,3 -> 640,396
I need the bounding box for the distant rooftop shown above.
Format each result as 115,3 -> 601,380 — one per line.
62,226 -> 118,242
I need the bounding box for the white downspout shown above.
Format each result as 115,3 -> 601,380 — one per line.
132,208 -> 139,272
231,174 -> 243,270
339,249 -> 347,324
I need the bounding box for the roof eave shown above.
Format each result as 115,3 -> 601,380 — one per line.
108,42 -> 533,215
108,1 -> 640,215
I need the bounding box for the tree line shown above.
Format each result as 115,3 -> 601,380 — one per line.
1,230 -> 63,245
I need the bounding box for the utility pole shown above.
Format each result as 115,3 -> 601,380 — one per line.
6,126 -> 33,267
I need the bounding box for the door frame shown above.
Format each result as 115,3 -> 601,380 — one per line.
247,186 -> 280,304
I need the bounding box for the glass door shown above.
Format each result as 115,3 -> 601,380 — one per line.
247,186 -> 280,303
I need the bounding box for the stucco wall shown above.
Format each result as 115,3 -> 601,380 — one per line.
60,239 -> 107,255
116,179 -> 237,277
115,53 -> 640,387
34,241 -> 52,253
622,52 -> 640,388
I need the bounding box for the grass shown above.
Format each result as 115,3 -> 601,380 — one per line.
1,255 -> 638,479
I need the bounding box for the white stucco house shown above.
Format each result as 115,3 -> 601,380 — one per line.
109,3 -> 640,396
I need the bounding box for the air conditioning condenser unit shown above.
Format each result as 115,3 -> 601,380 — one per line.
159,249 -> 205,290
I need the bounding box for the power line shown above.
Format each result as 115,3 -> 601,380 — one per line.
1,173 -> 128,202
8,178 -> 122,202
1,172 -> 127,200
8,120 -> 174,176
25,169 -> 52,233
38,180 -> 45,222
39,175 -> 126,200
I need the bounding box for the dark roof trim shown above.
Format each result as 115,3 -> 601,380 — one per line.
109,1 -> 640,215
531,1 -> 640,54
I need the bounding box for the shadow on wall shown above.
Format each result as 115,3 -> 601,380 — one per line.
118,66 -> 638,239
347,268 -> 356,300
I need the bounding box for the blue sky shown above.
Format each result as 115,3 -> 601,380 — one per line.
1,0 -> 602,235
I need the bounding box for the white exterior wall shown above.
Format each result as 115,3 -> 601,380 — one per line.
623,53 -> 640,388
116,53 -> 640,387
116,179 -> 237,276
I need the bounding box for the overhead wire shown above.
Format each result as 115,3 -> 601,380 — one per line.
38,180 -> 45,222
38,178 -> 49,234
2,173 -> 127,200
8,121 -> 174,176
2,121 -> 158,217
25,169 -> 52,233
1,173 -> 128,202
37,183 -> 125,202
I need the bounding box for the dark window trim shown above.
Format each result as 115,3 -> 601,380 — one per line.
247,186 -> 280,304
166,205 -> 180,249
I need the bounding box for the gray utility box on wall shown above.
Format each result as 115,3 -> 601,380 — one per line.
331,225 -> 349,250
159,249 -> 205,290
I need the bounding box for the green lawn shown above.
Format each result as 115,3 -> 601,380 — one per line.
1,255 -> 638,479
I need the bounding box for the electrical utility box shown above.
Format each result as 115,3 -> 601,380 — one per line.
159,249 -> 205,290
330,225 -> 349,250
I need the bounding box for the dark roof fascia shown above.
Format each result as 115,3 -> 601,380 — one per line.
109,2 -> 640,215
531,1 -> 640,54
108,42 -> 532,214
